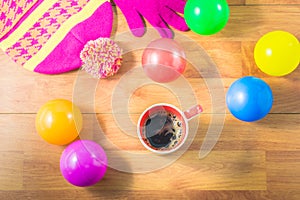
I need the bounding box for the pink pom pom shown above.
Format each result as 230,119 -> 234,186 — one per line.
80,38 -> 122,78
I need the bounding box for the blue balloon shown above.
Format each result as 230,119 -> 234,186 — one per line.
226,76 -> 273,122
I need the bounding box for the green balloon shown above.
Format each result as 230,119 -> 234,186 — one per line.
184,0 -> 230,35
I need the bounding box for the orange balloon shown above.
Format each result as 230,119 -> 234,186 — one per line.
35,99 -> 83,145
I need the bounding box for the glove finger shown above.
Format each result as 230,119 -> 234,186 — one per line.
166,0 -> 186,14
116,5 -> 145,37
161,7 -> 189,31
141,12 -> 173,38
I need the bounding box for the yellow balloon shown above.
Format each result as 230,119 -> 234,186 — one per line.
35,99 -> 83,145
254,31 -> 300,76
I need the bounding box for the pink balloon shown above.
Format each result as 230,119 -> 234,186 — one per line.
142,38 -> 186,83
60,140 -> 107,187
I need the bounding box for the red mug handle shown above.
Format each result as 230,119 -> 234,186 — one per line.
184,105 -> 203,121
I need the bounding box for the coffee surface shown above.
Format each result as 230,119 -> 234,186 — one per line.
144,110 -> 182,150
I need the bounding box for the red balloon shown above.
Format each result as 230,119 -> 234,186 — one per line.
142,38 -> 186,83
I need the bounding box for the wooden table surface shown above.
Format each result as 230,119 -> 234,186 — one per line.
0,1 -> 299,199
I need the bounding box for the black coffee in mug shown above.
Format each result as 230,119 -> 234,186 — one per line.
143,110 -> 183,150
138,104 -> 202,154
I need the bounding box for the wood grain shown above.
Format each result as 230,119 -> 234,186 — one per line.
246,0 -> 300,5
0,1 -> 299,200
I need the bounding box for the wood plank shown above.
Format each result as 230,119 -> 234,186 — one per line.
0,190 -> 300,200
229,0 -> 246,5
0,190 -> 188,200
176,6 -> 300,41
0,113 -> 298,153
91,113 -> 300,151
184,190 -> 300,200
1,75 -> 299,114
0,51 -> 77,113
191,114 -> 300,151
113,41 -> 244,79
266,151 -> 300,190
0,151 -> 23,190
114,6 -> 300,41
246,0 -> 300,5
21,150 -> 266,191
111,0 -> 246,6
0,114 -> 60,152
94,78 -> 300,114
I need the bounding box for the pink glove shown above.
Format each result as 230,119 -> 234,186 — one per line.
113,0 -> 189,38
